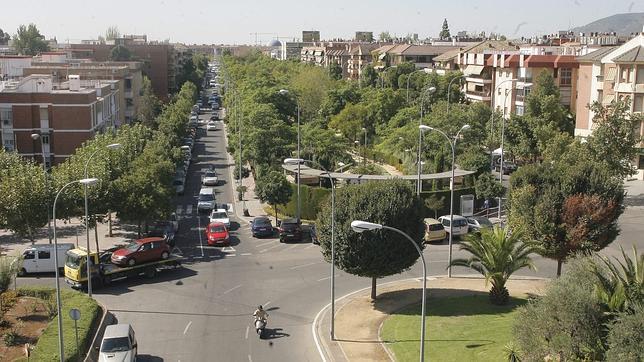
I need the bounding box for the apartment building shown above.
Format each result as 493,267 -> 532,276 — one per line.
23,60 -> 143,124
373,44 -> 459,69
575,34 -> 644,179
0,74 -> 119,166
347,43 -> 379,80
0,56 -> 32,80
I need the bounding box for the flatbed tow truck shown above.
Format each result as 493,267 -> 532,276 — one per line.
64,247 -> 182,290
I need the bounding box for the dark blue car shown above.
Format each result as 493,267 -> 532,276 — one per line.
251,217 -> 274,238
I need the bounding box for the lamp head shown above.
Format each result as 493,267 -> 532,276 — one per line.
337,162 -> 346,167
351,220 -> 383,233
79,178 -> 99,186
461,124 -> 471,130
419,125 -> 432,132
283,158 -> 304,165
30,133 -> 40,140
427,86 -> 437,94
278,89 -> 289,95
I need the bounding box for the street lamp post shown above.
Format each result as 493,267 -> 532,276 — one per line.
279,89 -> 301,220
83,143 -> 121,297
351,220 -> 427,362
416,87 -> 437,196
447,75 -> 467,114
284,158 -> 336,339
361,127 -> 367,167
30,133 -> 52,245
53,178 -> 99,362
496,79 -> 517,220
421,124 -> 470,278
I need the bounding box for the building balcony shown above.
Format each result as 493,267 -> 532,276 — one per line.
465,90 -> 492,101
465,75 -> 493,84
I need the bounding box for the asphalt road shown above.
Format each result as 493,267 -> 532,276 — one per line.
16,108 -> 644,361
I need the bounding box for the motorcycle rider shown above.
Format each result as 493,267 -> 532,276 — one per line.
253,305 -> 268,322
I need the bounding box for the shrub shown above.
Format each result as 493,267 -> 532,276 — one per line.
1,290 -> 18,312
17,286 -> 55,300
605,307 -> 644,361
3,330 -> 18,346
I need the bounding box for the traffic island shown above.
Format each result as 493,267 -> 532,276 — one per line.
314,276 -> 546,362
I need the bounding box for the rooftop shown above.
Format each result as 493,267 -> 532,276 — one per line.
576,46 -> 617,62
612,45 -> 644,62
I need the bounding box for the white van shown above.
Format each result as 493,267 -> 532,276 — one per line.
438,215 -> 469,238
197,187 -> 216,212
18,243 -> 75,276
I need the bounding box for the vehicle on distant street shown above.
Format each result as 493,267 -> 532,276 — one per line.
209,114 -> 219,121
99,324 -> 137,362
494,159 -> 518,174
147,221 -> 176,247
207,121 -> 217,131
466,216 -> 494,232
251,217 -> 274,238
438,215 -> 469,238
209,209 -> 230,228
278,218 -> 303,242
111,237 -> 171,267
202,170 -> 218,186
16,243 -> 75,276
205,222 -> 230,246
173,177 -> 185,195
197,187 -> 216,212
423,218 -> 447,243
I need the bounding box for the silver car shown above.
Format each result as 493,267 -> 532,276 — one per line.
99,324 -> 137,362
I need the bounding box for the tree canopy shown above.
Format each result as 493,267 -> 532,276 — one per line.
12,24 -> 49,56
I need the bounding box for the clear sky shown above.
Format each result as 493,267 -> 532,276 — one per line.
3,0 -> 642,45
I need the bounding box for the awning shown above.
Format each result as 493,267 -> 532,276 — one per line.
605,67 -> 616,82
463,65 -> 484,76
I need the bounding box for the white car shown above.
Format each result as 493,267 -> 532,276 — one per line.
197,187 -> 216,212
173,178 -> 185,195
189,115 -> 198,126
438,215 -> 470,237
99,324 -> 137,362
202,170 -> 219,186
209,209 -> 230,228
206,121 -> 217,131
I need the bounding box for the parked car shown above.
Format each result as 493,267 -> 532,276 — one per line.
209,114 -> 219,121
278,218 -> 303,242
209,209 -> 230,228
206,121 -> 217,131
17,243 -> 75,276
173,177 -> 185,195
205,222 -> 230,246
423,218 -> 447,243
437,215 -> 469,238
466,216 -> 494,232
111,237 -> 171,267
147,221 -> 176,247
495,160 -> 518,174
197,187 -> 216,212
251,217 -> 274,238
202,170 -> 218,186
99,324 -> 137,362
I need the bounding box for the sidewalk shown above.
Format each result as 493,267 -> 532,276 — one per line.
314,276 -> 547,362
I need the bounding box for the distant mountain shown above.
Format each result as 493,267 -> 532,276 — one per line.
571,13 -> 644,35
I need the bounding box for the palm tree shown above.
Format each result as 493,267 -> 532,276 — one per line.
449,226 -> 537,305
592,246 -> 643,315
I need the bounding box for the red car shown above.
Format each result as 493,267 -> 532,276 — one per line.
111,237 -> 171,267
205,222 -> 230,246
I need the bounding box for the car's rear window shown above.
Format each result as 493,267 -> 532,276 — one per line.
454,219 -> 468,227
199,194 -> 214,202
209,225 -> 226,233
212,212 -> 227,219
101,337 -> 131,352
428,224 -> 444,231
205,171 -> 216,178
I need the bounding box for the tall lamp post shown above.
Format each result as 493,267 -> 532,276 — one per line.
420,124 -> 470,278
351,220 -> 427,362
361,127 -> 367,167
30,133 -> 52,245
446,74 -> 467,114
416,86 -> 437,196
278,89 -> 301,220
53,177 -> 99,362
496,79 -> 517,220
284,158 -> 336,339
83,143 -> 121,297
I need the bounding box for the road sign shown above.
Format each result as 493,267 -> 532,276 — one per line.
69,308 -> 81,321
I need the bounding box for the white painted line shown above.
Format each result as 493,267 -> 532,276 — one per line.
225,254 -> 237,257
186,204 -> 193,215
197,215 -> 204,257
256,240 -> 276,248
196,245 -> 219,250
317,276 -> 331,282
248,355 -> 252,362
305,244 -> 316,250
245,325 -> 249,339
263,301 -> 271,307
222,246 -> 236,253
259,244 -> 282,254
290,262 -> 319,270
240,253 -> 252,256
183,321 -> 192,335
222,284 -> 242,295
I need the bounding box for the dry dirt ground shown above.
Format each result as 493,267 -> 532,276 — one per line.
0,296 -> 49,361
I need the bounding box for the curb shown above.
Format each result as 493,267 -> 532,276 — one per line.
84,299 -> 112,362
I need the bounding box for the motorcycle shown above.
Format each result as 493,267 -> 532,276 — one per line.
254,317 -> 267,338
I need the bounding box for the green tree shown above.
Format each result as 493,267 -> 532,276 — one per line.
329,62 -> 343,80
328,103 -> 368,141
586,99 -> 642,179
606,307 -> 644,361
424,194 -> 445,218
289,65 -> 333,121
254,170 -> 293,223
450,226 -> 537,304
592,246 -> 643,315
360,65 -> 378,88
0,28 -> 10,45
439,19 -> 451,40
109,45 -> 132,61
105,26 -> 120,41
12,24 -> 49,56
315,179 -> 424,300
137,76 -> 161,128
475,173 -> 504,201
378,31 -> 392,42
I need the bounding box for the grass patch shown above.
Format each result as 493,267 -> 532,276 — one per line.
18,287 -> 101,362
380,295 -> 526,362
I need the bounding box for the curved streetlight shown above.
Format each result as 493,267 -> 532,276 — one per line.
416,86 -> 437,196
421,124 -> 470,278
31,133 -> 52,245
350,220 -> 427,362
83,143 -> 121,297
447,74 -> 467,114
278,89 -> 301,220
53,177 -> 99,362
284,158 -> 336,339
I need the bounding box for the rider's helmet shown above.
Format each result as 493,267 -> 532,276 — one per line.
258,305 -> 263,310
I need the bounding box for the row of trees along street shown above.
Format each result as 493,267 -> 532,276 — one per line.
0,81 -> 199,245
222,50 -> 641,301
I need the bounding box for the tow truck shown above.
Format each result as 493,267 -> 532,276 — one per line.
64,247 -> 182,290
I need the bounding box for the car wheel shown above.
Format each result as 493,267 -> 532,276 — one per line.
161,251 -> 169,259
127,258 -> 136,267
18,268 -> 27,277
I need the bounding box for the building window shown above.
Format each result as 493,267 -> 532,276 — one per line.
560,68 -> 572,86
621,67 -> 631,83
125,79 -> 132,90
41,134 -> 50,144
39,107 -> 48,121
0,108 -> 12,128
516,105 -> 525,115
639,155 -> 644,170
635,95 -> 644,113
637,65 -> 644,84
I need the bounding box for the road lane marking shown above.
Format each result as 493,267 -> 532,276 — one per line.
317,276 -> 331,282
222,284 -> 242,294
183,321 -> 192,335
240,253 -> 252,256
197,214 -> 204,257
305,244 -> 316,250
222,246 -> 236,253
289,262 -> 319,270
263,301 -> 271,307
256,241 -> 276,248
186,204 -> 193,215
245,325 -> 249,339
259,244 -> 282,253
248,355 -> 252,362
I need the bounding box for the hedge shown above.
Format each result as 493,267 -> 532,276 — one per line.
18,287 -> 101,362
279,183 -> 331,221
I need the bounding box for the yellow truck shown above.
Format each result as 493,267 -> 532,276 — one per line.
64,247 -> 182,290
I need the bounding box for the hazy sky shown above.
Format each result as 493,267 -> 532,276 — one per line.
3,0 -> 642,45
